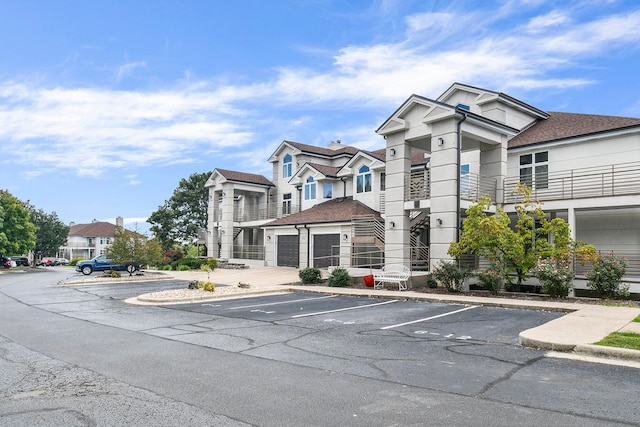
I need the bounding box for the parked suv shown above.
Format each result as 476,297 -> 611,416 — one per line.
10,256 -> 30,267
75,254 -> 140,275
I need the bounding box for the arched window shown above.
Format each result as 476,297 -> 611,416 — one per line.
283,154 -> 292,178
304,176 -> 316,200
356,165 -> 372,193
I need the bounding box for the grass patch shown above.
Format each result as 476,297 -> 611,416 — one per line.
633,314 -> 640,323
594,332 -> 640,351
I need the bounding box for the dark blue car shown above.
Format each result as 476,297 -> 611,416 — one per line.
76,254 -> 139,275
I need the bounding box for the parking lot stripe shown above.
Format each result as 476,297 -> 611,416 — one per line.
291,300 -> 398,318
380,305 -> 478,330
228,295 -> 337,310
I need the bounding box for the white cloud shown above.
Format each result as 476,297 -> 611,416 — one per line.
1,4 -> 639,180
116,60 -> 147,82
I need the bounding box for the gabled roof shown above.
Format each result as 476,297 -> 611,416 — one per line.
376,93 -> 519,136
264,197 -> 380,227
69,222 -> 117,237
437,82 -> 548,119
69,222 -> 146,238
269,140 -> 359,162
508,112 -> 640,148
289,162 -> 343,184
307,163 -> 342,178
213,168 -> 274,187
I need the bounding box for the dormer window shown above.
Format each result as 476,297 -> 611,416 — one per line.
283,154 -> 292,178
356,165 -> 372,193
304,176 -> 316,200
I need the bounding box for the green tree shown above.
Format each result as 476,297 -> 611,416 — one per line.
106,226 -> 162,274
0,190 -> 36,255
449,185 -> 595,290
148,171 -> 211,251
29,207 -> 69,257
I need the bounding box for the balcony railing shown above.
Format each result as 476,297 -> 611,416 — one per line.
213,205 -> 301,223
504,161 -> 640,203
405,169 -> 497,203
232,244 -> 265,260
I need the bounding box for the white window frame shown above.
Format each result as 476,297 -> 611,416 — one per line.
356,165 -> 372,193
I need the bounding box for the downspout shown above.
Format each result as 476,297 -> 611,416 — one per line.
304,224 -> 311,267
294,225 -> 301,268
295,185 -> 302,213
340,177 -> 347,196
455,109 -> 468,244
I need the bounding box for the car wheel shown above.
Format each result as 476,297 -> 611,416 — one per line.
81,265 -> 93,275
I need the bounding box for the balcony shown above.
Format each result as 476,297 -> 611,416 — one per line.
405,169 -> 497,203
213,205 -> 302,223
504,161 -> 640,203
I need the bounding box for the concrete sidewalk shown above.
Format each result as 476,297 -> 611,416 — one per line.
149,267 -> 640,364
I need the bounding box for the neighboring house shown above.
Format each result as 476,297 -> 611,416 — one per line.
206,83 -> 639,281
57,217 -> 126,261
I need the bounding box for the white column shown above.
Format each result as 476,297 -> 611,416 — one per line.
384,133 -> 411,266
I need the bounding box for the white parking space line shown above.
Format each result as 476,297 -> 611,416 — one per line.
380,305 -> 478,330
228,295 -> 338,310
291,300 -> 398,318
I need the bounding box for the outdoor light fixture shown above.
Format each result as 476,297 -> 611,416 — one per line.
267,235 -> 271,241
436,218 -> 443,226
389,221 -> 395,229
390,148 -> 396,156
438,137 -> 445,147
343,233 -> 349,241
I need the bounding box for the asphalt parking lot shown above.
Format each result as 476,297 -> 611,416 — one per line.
165,292 -> 561,346
4,271 -> 640,426
152,292 -> 566,396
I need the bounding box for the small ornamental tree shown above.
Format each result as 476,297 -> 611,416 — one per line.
106,225 -> 162,275
449,185 -> 596,291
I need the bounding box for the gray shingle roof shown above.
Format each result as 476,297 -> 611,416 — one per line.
509,112 -> 640,148
308,163 -> 342,178
69,222 -> 117,237
285,140 -> 360,157
264,197 -> 380,226
215,169 -> 274,187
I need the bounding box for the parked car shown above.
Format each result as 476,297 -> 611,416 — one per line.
75,254 -> 140,275
1,256 -> 12,269
37,257 -> 57,266
10,256 -> 30,267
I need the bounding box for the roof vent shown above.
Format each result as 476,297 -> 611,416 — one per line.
456,103 -> 470,111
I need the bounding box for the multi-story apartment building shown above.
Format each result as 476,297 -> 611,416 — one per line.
206,83 -> 639,282
58,217 -> 126,261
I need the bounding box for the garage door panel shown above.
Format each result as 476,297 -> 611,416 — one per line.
277,235 -> 299,267
313,234 -> 340,268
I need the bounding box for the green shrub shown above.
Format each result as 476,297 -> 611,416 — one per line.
298,267 -> 323,284
162,265 -> 173,270
198,281 -> 215,292
534,257 -> 573,298
425,273 -> 438,288
586,254 -> 629,298
206,258 -> 218,271
69,258 -> 85,266
328,267 -> 351,287
106,270 -> 121,278
474,267 -> 502,294
432,261 -> 470,292
177,264 -> 191,271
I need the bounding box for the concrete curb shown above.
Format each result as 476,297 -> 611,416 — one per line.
574,344 -> 640,361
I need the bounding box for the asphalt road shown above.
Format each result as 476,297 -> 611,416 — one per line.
1,268 -> 638,426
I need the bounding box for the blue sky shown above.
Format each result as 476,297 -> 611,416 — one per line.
2,0 -> 640,233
